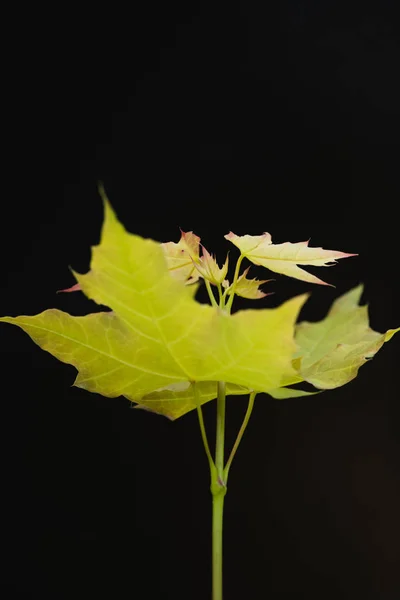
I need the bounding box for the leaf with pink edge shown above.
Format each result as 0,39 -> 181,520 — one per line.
224,231 -> 357,286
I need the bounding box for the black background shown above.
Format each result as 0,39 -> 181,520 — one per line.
2,2 -> 400,599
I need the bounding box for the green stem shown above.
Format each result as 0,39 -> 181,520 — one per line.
212,381 -> 227,600
205,279 -> 219,308
225,254 -> 244,313
217,283 -> 224,307
215,381 -> 226,478
224,391 -> 256,484
212,489 -> 225,600
194,383 -> 216,478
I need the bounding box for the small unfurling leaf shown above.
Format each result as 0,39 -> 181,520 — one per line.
194,247 -> 229,285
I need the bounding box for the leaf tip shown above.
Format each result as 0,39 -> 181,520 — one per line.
97,182 -> 121,235
385,327 -> 400,342
98,181 -> 113,215
56,282 -> 82,294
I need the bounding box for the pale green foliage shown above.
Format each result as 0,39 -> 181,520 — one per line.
294,285 -> 399,389
0,190 -> 397,420
225,231 -> 357,285
0,194 -> 307,419
2,192 -> 398,600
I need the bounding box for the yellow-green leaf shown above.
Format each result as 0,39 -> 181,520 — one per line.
224,231 -> 357,285
162,230 -> 201,284
294,285 -> 400,389
0,193 -> 307,419
0,310 -> 180,399
224,267 -> 272,299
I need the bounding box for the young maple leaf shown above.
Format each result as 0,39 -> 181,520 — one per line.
293,285 -> 400,389
225,232 -> 357,286
162,230 -> 201,284
193,247 -> 229,285
223,267 -> 273,300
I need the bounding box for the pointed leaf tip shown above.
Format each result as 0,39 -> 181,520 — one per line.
97,180 -> 105,197
96,182 -> 123,240
97,181 -> 112,214
57,283 -> 82,294
385,327 -> 400,342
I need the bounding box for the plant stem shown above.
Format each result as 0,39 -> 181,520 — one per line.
195,384 -> 216,477
205,279 -> 219,308
225,254 -> 244,313
212,488 -> 225,600
215,381 -> 226,478
224,391 -> 256,484
211,381 -> 227,600
217,283 -> 224,307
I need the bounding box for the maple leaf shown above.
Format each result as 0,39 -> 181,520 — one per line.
162,230 -> 201,285
193,247 -> 229,286
294,285 -> 400,389
0,193 -> 307,419
224,232 -> 357,286
223,267 -> 273,300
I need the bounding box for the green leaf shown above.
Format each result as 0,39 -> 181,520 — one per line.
0,193 -> 307,419
294,285 -> 400,389
224,267 -> 272,299
224,231 -> 357,285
